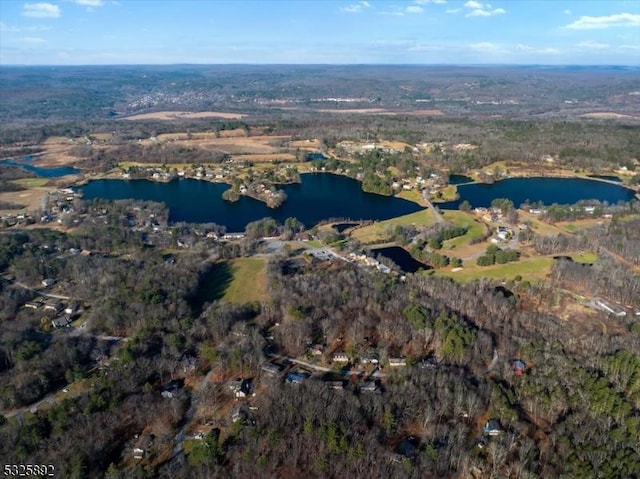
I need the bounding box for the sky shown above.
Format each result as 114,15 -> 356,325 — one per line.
0,0 -> 639,65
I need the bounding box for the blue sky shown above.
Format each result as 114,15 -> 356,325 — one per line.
0,0 -> 638,65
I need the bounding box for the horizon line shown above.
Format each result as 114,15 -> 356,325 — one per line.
1,63 -> 639,68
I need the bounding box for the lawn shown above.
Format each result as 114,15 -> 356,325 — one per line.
222,257 -> 268,303
395,189 -> 424,205
438,256 -> 554,283
351,209 -> 435,244
440,210 -> 488,249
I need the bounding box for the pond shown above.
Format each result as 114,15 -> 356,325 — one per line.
448,174 -> 474,185
1,158 -> 80,178
439,177 -> 636,210
79,173 -> 424,231
371,246 -> 431,273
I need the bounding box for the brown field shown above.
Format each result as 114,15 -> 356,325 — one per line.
315,108 -> 391,114
580,112 -> 639,120
229,153 -> 297,163
289,138 -> 321,149
0,186 -> 51,215
313,108 -> 444,116
124,111 -> 246,121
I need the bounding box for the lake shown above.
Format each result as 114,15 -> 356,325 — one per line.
1,158 -> 80,178
371,246 -> 431,273
439,177 -> 636,210
80,173 -> 424,231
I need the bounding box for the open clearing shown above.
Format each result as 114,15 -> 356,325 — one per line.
351,209 -> 435,243
124,111 -> 246,121
440,210 -> 488,249
313,108 -> 444,116
222,257 -> 267,303
439,256 -> 554,282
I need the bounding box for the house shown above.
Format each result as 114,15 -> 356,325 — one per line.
513,359 -> 526,376
326,380 -> 344,390
418,357 -> 438,369
44,302 -> 64,314
179,354 -> 197,373
51,317 -> 72,329
229,379 -> 253,398
388,357 -> 407,367
64,303 -> 80,316
231,408 -> 246,424
360,353 -> 379,365
483,419 -> 502,436
161,379 -> 183,399
332,352 -> 349,363
360,381 -> 378,393
133,433 -> 153,459
285,372 -> 309,385
41,278 -> 55,287
24,301 -> 42,310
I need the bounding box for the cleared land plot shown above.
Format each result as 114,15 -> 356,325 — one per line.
223,257 -> 268,303
0,186 -> 52,214
580,112 -> 639,120
570,251 -> 599,263
439,256 -> 554,282
229,153 -> 297,163
124,111 -> 246,120
440,211 -> 488,249
351,209 -> 435,244
557,218 -> 610,233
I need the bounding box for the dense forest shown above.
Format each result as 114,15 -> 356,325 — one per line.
0,208 -> 638,478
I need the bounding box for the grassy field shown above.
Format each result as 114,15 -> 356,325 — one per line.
440,210 -> 488,249
395,189 -> 424,205
439,256 -> 554,282
222,257 -> 268,303
432,185 -> 458,202
12,178 -> 50,188
351,209 -> 435,243
570,251 -> 599,263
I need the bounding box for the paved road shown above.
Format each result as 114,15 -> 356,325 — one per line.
422,191 -> 444,223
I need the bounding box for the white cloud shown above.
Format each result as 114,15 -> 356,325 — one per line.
566,13 -> 640,30
406,5 -> 424,14
22,3 -> 61,18
469,41 -> 505,53
577,40 -> 610,49
341,1 -> 371,13
517,43 -> 560,54
445,8 -> 461,14
463,1 -> 506,17
564,9 -> 571,15
414,0 -> 447,3
73,0 -> 104,5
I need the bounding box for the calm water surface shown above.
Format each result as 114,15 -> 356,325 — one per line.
372,246 -> 431,273
1,158 -> 80,177
80,173 -> 423,231
440,177 -> 635,209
